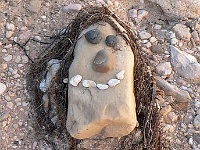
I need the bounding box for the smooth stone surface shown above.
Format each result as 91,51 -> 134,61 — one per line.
108,79 -> 120,87
67,21 -> 137,139
85,29 -> 102,44
173,24 -> 191,41
96,84 -> 109,90
149,0 -> 200,18
105,35 -> 118,48
156,62 -> 172,76
92,49 -> 114,73
170,45 -> 200,81
155,76 -> 191,105
69,75 -> 82,87
0,83 -> 7,95
82,80 -> 96,88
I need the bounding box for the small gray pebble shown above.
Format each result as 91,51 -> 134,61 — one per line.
105,35 -> 118,48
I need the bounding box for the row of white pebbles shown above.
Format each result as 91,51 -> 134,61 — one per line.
69,70 -> 125,90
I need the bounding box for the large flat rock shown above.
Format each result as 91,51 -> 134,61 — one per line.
170,45 -> 200,81
149,0 -> 200,18
66,20 -> 137,139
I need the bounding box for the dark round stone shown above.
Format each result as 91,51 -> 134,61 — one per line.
85,29 -> 102,44
105,35 -> 118,48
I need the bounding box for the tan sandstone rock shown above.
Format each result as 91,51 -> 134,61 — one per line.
66,20 -> 137,139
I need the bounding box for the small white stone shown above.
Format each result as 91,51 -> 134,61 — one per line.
4,44 -> 12,49
108,79 -> 120,87
63,78 -> 68,83
188,137 -> 194,145
40,15 -> 46,20
2,49 -> 7,53
116,70 -> 125,80
3,54 -> 13,62
149,37 -> 157,43
7,102 -> 13,109
34,36 -> 41,41
154,24 -> 162,30
1,64 -> 7,69
82,80 -> 96,88
6,31 -> 14,38
14,37 -> 18,42
0,83 -> 7,95
163,124 -> 174,133
144,42 -> 152,48
15,98 -> 22,106
21,56 -> 29,63
6,23 -> 15,31
96,84 -> 109,90
170,32 -> 176,39
63,4 -> 82,12
69,75 -> 82,86
138,31 -> 151,40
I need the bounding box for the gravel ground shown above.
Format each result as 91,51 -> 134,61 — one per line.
0,0 -> 200,149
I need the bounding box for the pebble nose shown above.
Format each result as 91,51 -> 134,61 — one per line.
92,49 -> 114,73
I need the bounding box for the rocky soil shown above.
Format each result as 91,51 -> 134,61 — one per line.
0,0 -> 200,149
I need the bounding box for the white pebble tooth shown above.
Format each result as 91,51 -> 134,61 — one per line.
116,70 -> 125,80
69,75 -> 82,86
96,84 -> 109,90
108,79 -> 120,87
82,80 -> 96,88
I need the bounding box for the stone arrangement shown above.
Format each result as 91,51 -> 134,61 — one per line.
66,20 -> 137,139
1,0 -> 200,149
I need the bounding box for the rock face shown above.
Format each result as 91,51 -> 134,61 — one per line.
149,0 -> 200,18
67,21 -> 137,139
170,45 -> 200,81
92,49 -> 114,73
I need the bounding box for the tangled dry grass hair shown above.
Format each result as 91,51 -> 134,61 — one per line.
27,6 -> 161,150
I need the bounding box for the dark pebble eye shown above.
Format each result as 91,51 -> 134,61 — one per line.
85,29 -> 102,44
105,35 -> 118,48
